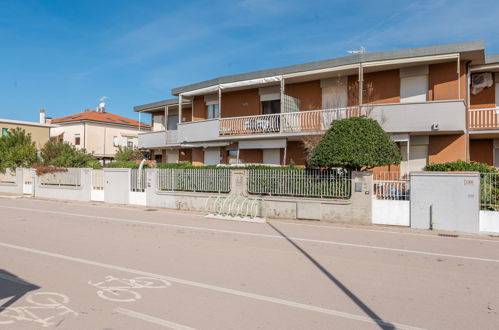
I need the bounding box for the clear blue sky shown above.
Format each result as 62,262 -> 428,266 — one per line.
1,0 -> 499,123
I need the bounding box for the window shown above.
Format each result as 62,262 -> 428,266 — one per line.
262,100 -> 281,114
400,65 -> 429,103
1,128 -> 8,136
74,134 -> 81,145
167,114 -> 178,131
206,104 -> 220,119
113,136 -> 120,147
153,115 -> 165,131
127,138 -> 134,148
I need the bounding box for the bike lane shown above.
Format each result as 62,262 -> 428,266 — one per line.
0,244 -> 390,330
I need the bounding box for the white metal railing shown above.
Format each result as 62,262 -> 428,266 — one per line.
468,108 -> 499,130
130,169 -> 146,192
92,169 -> 104,190
372,172 -> 410,200
247,169 -> 351,198
0,169 -> 16,185
480,173 -> 499,211
219,107 -> 361,136
38,168 -> 81,187
157,168 -> 231,193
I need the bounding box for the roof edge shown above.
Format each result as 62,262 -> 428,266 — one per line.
171,40 -> 485,95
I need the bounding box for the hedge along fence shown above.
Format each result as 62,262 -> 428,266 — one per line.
247,168 -> 352,199
157,168 -> 231,193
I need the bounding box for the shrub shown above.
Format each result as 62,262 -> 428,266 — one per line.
39,141 -> 101,169
106,160 -> 148,169
0,128 -> 38,172
309,117 -> 401,171
114,147 -> 144,162
424,160 -> 497,173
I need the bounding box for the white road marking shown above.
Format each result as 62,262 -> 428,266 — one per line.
270,220 -> 499,244
1,204 -> 498,264
0,241 -> 424,330
114,307 -> 196,330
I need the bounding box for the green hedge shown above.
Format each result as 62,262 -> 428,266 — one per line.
423,160 -> 497,173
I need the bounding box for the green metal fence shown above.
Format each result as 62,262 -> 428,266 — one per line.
247,168 -> 351,199
157,168 -> 231,193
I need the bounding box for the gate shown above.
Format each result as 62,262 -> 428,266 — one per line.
22,168 -> 33,195
372,172 -> 410,226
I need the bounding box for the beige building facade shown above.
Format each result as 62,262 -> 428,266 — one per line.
0,118 -> 53,148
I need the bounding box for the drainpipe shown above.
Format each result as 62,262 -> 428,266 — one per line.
465,60 -> 472,162
218,86 -> 222,117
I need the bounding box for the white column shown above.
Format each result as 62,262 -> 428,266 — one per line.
178,94 -> 183,124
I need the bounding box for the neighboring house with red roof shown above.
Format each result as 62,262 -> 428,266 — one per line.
49,107 -> 150,164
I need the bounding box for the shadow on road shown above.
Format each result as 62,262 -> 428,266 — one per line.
267,223 -> 395,330
0,269 -> 40,311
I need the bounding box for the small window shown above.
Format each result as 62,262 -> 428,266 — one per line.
206,104 -> 220,119
127,138 -> 134,148
262,100 -> 281,114
113,136 -> 120,147
74,134 -> 81,145
1,128 -> 8,136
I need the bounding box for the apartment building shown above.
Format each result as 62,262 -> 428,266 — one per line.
136,41 -> 492,172
50,108 -> 150,164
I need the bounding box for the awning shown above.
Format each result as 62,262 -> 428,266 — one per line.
181,141 -> 231,148
181,76 -> 282,97
239,139 -> 286,149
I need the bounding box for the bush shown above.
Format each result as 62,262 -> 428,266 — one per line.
309,117 -> 401,171
424,160 -> 497,173
106,161 -> 147,169
114,147 -> 145,162
0,128 -> 38,172
39,141 -> 101,169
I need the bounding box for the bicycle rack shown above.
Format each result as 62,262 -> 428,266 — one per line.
204,195 -> 266,223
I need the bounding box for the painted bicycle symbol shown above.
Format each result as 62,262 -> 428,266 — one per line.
88,275 -> 171,302
0,292 -> 78,327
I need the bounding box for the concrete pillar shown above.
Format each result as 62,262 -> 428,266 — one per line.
230,169 -> 248,196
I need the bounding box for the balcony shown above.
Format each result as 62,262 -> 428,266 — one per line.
215,100 -> 466,137
468,108 -> 499,130
142,100 -> 466,147
138,130 -> 178,149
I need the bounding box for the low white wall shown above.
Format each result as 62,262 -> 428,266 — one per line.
34,169 -> 92,202
372,200 -> 410,226
479,210 -> 499,234
0,168 -> 23,194
129,191 -> 146,206
91,189 -> 104,202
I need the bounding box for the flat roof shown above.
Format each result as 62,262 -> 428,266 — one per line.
0,118 -> 55,128
486,54 -> 499,64
171,40 -> 485,95
134,98 -> 192,113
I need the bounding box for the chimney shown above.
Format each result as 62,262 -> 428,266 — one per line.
39,109 -> 46,124
45,117 -> 52,124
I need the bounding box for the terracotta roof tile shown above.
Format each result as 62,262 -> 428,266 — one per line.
52,111 -> 150,128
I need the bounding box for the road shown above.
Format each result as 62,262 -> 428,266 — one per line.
0,197 -> 498,329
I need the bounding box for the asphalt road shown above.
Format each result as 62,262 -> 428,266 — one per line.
0,197 -> 498,329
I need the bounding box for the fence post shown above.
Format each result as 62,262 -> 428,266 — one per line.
350,171 -> 372,223
230,169 -> 248,196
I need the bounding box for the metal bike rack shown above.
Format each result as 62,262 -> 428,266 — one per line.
204,195 -> 266,223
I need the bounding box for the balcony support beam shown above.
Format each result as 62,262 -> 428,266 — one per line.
178,94 -> 183,124
219,86 -> 222,118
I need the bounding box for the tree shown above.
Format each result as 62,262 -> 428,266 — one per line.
309,117 -> 401,171
39,141 -> 101,169
0,128 -> 38,172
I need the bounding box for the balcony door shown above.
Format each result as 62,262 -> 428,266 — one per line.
167,114 -> 178,131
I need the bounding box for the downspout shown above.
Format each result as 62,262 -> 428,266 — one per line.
465,60 -> 472,161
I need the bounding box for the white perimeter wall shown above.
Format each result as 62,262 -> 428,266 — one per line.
372,199 -> 410,226
479,211 -> 499,234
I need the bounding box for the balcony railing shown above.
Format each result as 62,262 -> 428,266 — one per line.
468,108 -> 499,130
219,108 -> 361,136
138,130 -> 178,149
